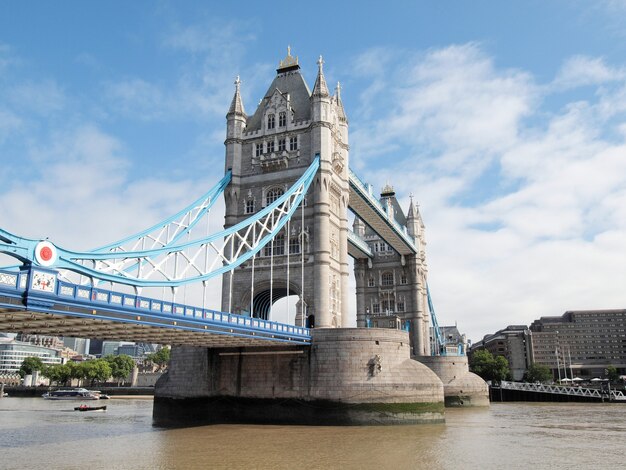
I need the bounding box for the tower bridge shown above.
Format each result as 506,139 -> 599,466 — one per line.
0,49 -> 488,425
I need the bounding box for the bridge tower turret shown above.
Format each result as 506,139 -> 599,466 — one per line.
406,196 -> 430,356
224,76 -> 247,239
221,49 -> 350,328
353,186 -> 431,356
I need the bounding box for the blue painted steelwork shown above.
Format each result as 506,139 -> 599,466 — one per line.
426,283 -> 445,356
348,168 -> 418,253
95,170 -> 232,252
0,158 -> 447,354
0,157 -> 319,288
0,170 -> 231,269
349,168 -> 446,357
0,266 -> 311,344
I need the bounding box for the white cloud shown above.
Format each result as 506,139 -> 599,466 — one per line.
6,80 -> 66,116
351,43 -> 537,178
0,109 -> 22,144
104,78 -> 169,120
553,55 -> 625,89
102,20 -> 260,121
349,45 -> 626,341
0,43 -> 16,72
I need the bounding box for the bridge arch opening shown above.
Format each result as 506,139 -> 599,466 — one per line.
244,285 -> 302,323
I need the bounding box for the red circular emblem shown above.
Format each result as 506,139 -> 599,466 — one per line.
40,246 -> 53,262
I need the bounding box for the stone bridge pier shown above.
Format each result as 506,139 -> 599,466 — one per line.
154,329 -> 445,426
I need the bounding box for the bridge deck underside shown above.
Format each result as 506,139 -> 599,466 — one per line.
0,305 -> 309,348
347,238 -> 371,259
348,188 -> 416,256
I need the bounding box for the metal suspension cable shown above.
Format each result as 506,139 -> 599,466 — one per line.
269,236 -> 274,321
228,238 -> 234,313
92,170 -> 231,253
250,223 -> 256,318
286,220 -> 290,324
300,198 -> 305,327
2,157 -> 320,288
183,228 -> 190,305
203,207 -> 210,310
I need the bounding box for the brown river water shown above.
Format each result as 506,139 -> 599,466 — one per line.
1,397 -> 624,469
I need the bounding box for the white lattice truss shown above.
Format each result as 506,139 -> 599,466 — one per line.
57,158 -> 319,288
499,380 -> 626,401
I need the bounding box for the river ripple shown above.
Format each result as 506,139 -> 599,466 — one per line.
1,398 -> 624,469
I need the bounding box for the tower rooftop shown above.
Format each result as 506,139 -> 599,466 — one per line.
277,45 -> 300,73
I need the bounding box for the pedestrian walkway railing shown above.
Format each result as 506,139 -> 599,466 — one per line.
498,380 -> 626,401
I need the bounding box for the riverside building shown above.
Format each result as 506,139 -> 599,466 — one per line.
0,336 -> 62,373
472,309 -> 626,380
470,325 -> 533,381
529,309 -> 626,379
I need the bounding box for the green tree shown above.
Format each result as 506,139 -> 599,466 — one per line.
469,350 -> 493,378
105,355 -> 135,385
492,355 -> 510,382
146,347 -> 170,371
606,365 -> 619,383
19,356 -> 44,378
67,362 -> 83,384
524,363 -> 553,383
42,364 -> 73,386
469,349 -> 510,383
82,359 -> 112,386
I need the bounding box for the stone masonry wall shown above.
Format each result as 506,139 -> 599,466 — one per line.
157,329 -> 443,405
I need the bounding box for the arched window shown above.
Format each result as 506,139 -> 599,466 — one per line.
381,272 -> 394,286
279,112 -> 286,127
267,114 -> 275,129
266,187 -> 284,206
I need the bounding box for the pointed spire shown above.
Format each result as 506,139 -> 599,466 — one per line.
407,193 -> 418,219
312,55 -> 330,98
335,81 -> 347,123
227,75 -> 246,117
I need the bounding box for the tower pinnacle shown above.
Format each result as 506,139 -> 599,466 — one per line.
277,46 -> 300,73
312,54 -> 329,98
227,75 -> 245,117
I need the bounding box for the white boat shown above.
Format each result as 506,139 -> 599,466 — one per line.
42,388 -> 100,400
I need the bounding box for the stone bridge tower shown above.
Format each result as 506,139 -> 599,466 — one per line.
353,188 -> 431,356
222,49 -> 350,328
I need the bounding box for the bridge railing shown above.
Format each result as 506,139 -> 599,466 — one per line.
499,380 -> 626,401
0,267 -> 311,340
348,168 -> 418,252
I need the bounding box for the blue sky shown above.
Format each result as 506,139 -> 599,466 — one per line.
2,1 -> 626,341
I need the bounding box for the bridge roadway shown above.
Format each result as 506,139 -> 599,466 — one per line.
347,169 -> 418,258
0,167 -> 416,346
0,267 -> 311,348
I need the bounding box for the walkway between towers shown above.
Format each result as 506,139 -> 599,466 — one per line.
0,157 -> 444,351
